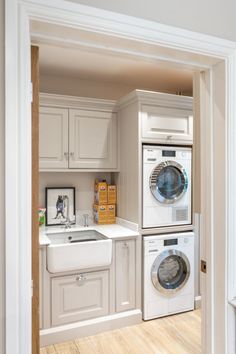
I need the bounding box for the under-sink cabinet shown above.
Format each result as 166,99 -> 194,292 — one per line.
51,270 -> 109,326
39,94 -> 118,171
40,235 -> 140,336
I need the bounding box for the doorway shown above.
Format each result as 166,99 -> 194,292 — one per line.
5,2 -> 236,354
36,38 -> 200,354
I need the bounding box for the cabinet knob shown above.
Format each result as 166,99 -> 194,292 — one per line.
70,152 -> 75,159
167,135 -> 173,140
123,242 -> 128,248
64,152 -> 69,160
76,274 -> 86,282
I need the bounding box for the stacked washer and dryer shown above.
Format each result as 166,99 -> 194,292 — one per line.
142,145 -> 194,320
116,90 -> 195,321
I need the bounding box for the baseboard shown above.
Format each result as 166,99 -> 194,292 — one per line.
194,295 -> 201,309
40,309 -> 142,347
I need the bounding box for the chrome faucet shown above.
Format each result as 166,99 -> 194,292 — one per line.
83,213 -> 89,227
61,195 -> 74,229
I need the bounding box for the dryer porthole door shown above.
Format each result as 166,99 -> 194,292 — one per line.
149,161 -> 188,204
151,249 -> 190,296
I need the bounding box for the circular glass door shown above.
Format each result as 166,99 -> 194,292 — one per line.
149,161 -> 188,204
151,250 -> 190,295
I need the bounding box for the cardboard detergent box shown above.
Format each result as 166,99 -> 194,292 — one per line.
93,204 -> 107,224
106,204 -> 116,223
93,204 -> 116,224
107,185 -> 117,204
94,180 -> 107,205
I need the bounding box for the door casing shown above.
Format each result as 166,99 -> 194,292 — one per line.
5,1 -> 236,354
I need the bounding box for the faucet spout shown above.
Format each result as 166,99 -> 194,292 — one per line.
61,195 -> 74,229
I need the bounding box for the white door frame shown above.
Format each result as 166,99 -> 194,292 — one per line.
5,0 -> 236,353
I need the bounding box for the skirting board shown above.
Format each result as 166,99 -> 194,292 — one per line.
195,296 -> 202,310
40,309 -> 142,347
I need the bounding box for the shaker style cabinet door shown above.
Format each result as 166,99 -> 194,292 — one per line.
115,239 -> 136,312
39,106 -> 69,169
69,109 -> 117,169
51,270 -> 109,326
141,104 -> 193,144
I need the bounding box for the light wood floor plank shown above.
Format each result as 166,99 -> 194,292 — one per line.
41,310 -> 201,354
54,340 -> 79,354
43,345 -> 57,354
39,348 -> 47,354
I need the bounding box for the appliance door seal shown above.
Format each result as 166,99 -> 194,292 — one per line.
149,161 -> 188,204
151,249 -> 190,296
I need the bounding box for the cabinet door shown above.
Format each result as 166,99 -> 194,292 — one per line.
115,239 -> 135,312
51,270 -> 109,326
141,104 -> 193,143
69,109 -> 117,169
39,106 -> 69,169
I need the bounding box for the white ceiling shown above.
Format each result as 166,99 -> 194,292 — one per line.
39,43 -> 193,95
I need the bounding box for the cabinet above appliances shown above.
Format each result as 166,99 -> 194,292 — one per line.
117,90 -> 193,145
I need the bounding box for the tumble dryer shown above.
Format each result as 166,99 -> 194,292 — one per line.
143,145 -> 192,229
143,232 -> 194,320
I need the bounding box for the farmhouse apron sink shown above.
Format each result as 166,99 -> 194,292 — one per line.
46,230 -> 112,273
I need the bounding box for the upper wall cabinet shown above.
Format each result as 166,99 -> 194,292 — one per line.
39,94 -> 118,171
141,105 -> 193,143
39,106 -> 69,169
117,90 -> 193,145
69,109 -> 117,169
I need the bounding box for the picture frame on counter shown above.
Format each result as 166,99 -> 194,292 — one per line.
45,187 -> 76,226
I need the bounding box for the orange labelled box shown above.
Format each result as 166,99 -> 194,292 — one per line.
107,204 -> 116,220
107,185 -> 117,204
93,204 -> 116,224
94,180 -> 107,205
93,204 -> 107,224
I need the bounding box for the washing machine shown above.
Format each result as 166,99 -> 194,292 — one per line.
143,145 -> 192,229
143,232 -> 194,320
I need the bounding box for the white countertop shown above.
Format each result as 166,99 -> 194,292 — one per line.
39,218 -> 139,246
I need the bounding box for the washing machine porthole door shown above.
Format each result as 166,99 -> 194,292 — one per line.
149,161 -> 188,204
151,250 -> 190,295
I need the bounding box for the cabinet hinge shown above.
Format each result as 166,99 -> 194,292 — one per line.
201,260 -> 207,273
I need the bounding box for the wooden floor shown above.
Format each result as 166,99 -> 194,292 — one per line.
40,310 -> 201,354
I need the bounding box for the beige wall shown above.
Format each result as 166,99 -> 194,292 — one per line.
39,172 -> 112,220
67,0 -> 236,41
39,73 -> 186,100
0,1 -> 5,353
40,74 -> 135,100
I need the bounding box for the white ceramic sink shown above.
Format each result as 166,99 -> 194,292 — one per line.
46,230 -> 112,273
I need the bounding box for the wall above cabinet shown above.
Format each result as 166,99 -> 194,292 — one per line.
39,93 -> 118,172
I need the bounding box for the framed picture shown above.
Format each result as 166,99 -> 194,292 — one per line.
45,187 -> 76,226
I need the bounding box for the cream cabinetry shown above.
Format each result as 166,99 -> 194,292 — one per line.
117,90 -> 193,145
39,248 -> 43,329
141,104 -> 193,143
115,239 -> 136,312
40,234 -> 141,339
39,94 -> 118,171
115,90 -> 193,227
39,106 -> 69,169
51,270 -> 109,326
69,109 -> 117,169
